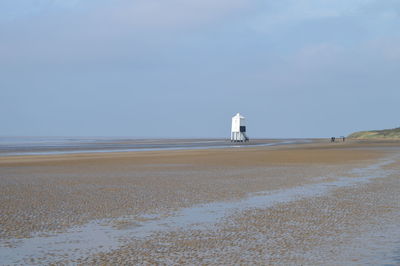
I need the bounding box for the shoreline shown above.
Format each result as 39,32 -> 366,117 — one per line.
0,139 -> 310,157
0,138 -> 393,165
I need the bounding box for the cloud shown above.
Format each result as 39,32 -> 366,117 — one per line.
246,0 -> 400,34
0,0 -> 251,68
105,0 -> 249,30
363,37 -> 400,61
0,0 -> 249,28
0,0 -> 86,21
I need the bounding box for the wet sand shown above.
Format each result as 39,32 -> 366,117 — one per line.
0,139 -> 399,264
0,138 -> 295,156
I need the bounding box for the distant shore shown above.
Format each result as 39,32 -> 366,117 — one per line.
349,127 -> 400,139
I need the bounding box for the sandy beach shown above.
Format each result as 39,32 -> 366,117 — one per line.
0,139 -> 399,264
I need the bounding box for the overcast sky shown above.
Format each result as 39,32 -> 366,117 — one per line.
1,0 -> 399,138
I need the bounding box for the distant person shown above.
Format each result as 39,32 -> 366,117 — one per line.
343,137 -> 345,142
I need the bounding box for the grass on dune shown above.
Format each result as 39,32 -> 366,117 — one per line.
349,127 -> 400,139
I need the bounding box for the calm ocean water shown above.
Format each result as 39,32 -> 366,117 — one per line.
0,137 -> 309,156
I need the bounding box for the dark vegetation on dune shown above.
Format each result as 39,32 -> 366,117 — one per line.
349,127 -> 400,139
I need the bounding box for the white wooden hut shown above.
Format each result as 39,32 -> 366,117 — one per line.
231,113 -> 249,142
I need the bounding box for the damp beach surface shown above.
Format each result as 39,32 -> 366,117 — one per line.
0,137 -> 307,156
0,139 -> 399,265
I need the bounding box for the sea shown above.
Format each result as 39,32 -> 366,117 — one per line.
0,137 -> 309,156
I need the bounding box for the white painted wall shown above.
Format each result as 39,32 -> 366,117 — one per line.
231,113 -> 248,141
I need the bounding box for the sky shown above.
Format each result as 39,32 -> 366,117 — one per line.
0,0 -> 399,138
